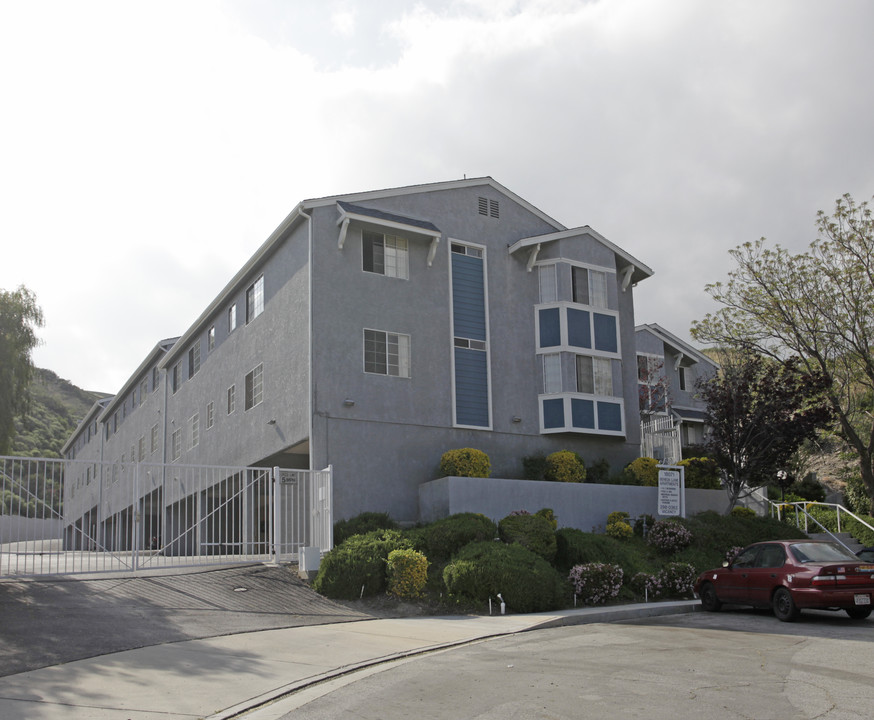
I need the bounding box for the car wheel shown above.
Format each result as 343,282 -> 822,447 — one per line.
700,582 -> 722,612
772,587 -> 800,622
846,607 -> 872,620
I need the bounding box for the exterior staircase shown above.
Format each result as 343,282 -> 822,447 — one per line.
807,532 -> 864,555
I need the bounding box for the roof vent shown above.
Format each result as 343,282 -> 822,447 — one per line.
478,197 -> 499,218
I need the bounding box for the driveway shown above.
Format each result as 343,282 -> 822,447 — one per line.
0,564 -> 371,676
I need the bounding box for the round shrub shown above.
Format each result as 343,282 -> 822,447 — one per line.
442,541 -> 568,613
624,457 -> 659,486
498,511 -> 557,562
646,562 -> 697,599
607,511 -> 630,525
387,548 -> 429,599
415,512 -> 497,562
333,511 -> 398,546
312,529 -> 411,599
678,457 -> 721,490
535,507 -> 558,530
646,519 -> 693,553
544,450 -> 586,483
605,521 -> 633,540
568,563 -> 623,605
730,506 -> 756,518
439,448 -> 491,478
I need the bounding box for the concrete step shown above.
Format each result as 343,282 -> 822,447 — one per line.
807,532 -> 864,553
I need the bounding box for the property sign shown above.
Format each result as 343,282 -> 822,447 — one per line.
658,469 -> 682,516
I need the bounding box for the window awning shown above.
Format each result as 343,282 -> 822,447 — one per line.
672,407 -> 708,423
336,201 -> 442,265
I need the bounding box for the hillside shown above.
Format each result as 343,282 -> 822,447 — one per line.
10,368 -> 109,459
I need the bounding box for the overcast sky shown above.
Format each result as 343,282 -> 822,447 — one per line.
2,0 -> 873,394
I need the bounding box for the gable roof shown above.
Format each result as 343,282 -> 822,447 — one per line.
635,323 -> 718,368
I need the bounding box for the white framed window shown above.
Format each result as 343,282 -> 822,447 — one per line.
572,266 -> 609,308
140,378 -> 148,400
363,231 -> 408,279
138,435 -> 145,462
190,413 -> 199,449
188,340 -> 201,379
171,429 -> 182,462
364,329 -> 410,377
678,366 -> 688,391
207,401 -> 215,429
171,363 -> 181,394
539,264 -> 558,303
150,424 -> 159,454
227,385 -> 236,414
542,353 -> 562,394
246,275 -> 264,323
576,355 -> 613,395
228,303 -> 237,333
245,364 -> 263,411
208,326 -> 216,352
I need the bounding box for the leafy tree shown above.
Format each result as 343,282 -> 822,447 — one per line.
692,194 -> 874,512
0,286 -> 44,454
696,352 -> 832,510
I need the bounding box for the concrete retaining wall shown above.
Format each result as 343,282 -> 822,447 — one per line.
419,476 -> 730,531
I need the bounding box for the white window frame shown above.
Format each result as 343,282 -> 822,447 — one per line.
207,401 -> 215,429
171,429 -> 182,462
188,339 -> 201,379
364,329 -> 411,377
228,303 -> 237,333
189,413 -> 199,449
227,385 -> 236,414
246,275 -> 264,323
539,264 -> 558,304
362,231 -> 409,279
542,353 -> 562,394
245,364 -> 264,411
576,354 -> 613,396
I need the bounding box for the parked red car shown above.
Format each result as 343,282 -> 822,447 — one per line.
694,540 -> 874,621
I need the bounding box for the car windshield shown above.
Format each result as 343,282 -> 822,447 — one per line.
789,542 -> 858,563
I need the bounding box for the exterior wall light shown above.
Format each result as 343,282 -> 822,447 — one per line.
344,398 -> 355,407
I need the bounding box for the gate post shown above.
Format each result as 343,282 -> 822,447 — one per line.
271,466 -> 280,563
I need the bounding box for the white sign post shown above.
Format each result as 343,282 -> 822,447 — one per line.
657,465 -> 685,518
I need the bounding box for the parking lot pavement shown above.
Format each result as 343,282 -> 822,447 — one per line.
0,563 -> 372,676
258,609 -> 874,720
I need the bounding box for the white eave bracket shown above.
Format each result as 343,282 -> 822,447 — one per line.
674,352 -> 685,371
427,236 -> 440,267
526,243 -> 542,272
337,217 -> 350,250
620,265 -> 635,292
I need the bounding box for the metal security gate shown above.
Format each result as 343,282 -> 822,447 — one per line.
1,456 -> 332,577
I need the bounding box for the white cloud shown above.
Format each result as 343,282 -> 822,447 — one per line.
1,0 -> 873,395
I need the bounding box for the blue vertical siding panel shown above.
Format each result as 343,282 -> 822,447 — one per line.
455,348 -> 489,426
571,398 -> 595,429
567,308 -> 592,349
593,313 -> 618,353
538,308 -> 561,348
597,401 -> 623,431
452,254 -> 486,340
543,398 -> 565,429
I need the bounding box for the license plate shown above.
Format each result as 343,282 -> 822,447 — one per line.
854,594 -> 871,606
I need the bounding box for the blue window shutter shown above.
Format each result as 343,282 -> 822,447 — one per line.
571,398 -> 595,429
567,308 -> 591,349
597,401 -> 623,431
455,348 -> 489,426
593,313 -> 618,353
452,254 -> 486,340
539,308 -> 561,348
543,398 -> 565,429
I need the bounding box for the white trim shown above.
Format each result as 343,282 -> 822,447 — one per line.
534,302 -> 621,357
534,257 -> 617,276
448,238 -> 493,431
337,205 -> 441,244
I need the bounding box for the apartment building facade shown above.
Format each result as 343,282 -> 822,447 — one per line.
64,177 -> 655,536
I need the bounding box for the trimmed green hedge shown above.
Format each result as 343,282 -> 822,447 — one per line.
312,529 -> 411,599
333,511 -> 398,546
443,541 -> 568,613
498,512 -> 557,562
413,512 -> 497,562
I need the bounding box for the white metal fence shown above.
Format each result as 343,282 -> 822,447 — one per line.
0,455 -> 332,577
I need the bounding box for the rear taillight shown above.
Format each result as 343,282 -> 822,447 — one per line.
812,573 -> 845,586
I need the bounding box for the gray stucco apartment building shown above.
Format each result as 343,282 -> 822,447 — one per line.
63,177 -> 656,531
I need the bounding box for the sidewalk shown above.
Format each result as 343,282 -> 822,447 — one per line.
0,600 -> 698,719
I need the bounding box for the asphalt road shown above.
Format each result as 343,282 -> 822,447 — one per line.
261,608 -> 874,720
0,564 -> 371,676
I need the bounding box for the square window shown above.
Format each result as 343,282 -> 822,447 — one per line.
364,329 -> 410,377
576,355 -> 613,395
573,267 -> 608,308
363,231 -> 408,279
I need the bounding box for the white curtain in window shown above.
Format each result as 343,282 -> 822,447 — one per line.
589,270 -> 608,308
543,353 -> 562,393
539,265 -> 558,303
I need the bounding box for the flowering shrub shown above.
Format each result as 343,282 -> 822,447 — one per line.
646,519 -> 693,553
440,448 -> 491,478
631,563 -> 697,599
544,450 -> 586,483
606,520 -> 633,540
568,563 -> 624,605
386,548 -> 429,599
607,511 -> 630,525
